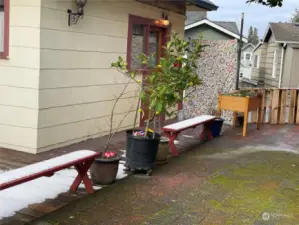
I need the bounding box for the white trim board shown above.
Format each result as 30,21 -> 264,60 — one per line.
253,42 -> 263,52
242,43 -> 255,50
185,19 -> 248,43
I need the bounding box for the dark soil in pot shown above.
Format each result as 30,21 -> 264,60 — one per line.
125,129 -> 160,175
90,154 -> 122,185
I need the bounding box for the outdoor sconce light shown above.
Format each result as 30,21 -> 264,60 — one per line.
155,12 -> 170,27
67,0 -> 87,26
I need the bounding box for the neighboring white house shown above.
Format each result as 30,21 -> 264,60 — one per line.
240,43 -> 255,80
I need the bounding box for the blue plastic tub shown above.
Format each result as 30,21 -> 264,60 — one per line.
211,118 -> 224,137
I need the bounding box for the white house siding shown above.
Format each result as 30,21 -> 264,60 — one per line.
36,0 -> 185,153
0,0 -> 41,153
282,47 -> 299,88
263,34 -> 282,88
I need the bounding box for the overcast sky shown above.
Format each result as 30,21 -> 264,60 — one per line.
208,0 -> 298,38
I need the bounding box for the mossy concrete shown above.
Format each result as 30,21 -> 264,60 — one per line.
31,125 -> 299,225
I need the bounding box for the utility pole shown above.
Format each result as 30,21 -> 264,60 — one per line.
236,13 -> 244,90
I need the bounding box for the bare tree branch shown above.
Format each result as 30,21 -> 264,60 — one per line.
104,79 -> 132,151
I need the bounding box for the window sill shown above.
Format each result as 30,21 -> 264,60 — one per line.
127,68 -> 160,73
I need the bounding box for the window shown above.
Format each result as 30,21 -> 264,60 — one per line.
127,15 -> 169,70
272,50 -> 277,78
253,55 -> 260,68
245,53 -> 251,60
0,0 -> 9,58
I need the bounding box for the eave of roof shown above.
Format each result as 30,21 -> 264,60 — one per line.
187,0 -> 218,11
242,43 -> 255,50
185,19 -> 248,43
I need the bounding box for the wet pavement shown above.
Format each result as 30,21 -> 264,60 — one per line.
30,124 -> 299,225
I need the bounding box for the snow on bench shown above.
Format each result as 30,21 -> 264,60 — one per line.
163,115 -> 216,156
0,150 -> 100,193
0,150 -> 129,220
163,115 -> 216,132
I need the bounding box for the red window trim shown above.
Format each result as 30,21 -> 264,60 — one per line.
0,0 -> 9,59
126,14 -> 171,71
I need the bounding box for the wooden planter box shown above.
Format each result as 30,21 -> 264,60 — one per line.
217,94 -> 262,137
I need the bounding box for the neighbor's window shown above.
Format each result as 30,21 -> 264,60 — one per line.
0,0 -> 9,58
245,53 -> 251,60
253,55 -> 260,68
272,50 -> 277,78
128,15 -> 167,70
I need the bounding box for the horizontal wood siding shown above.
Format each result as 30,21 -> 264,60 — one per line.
37,0 -> 185,151
0,0 -> 41,152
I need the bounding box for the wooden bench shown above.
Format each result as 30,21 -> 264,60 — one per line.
163,115 -> 216,156
0,150 -> 100,194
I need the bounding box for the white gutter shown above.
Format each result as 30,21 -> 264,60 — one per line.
278,43 -> 287,88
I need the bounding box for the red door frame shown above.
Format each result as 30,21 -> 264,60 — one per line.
127,15 -> 171,127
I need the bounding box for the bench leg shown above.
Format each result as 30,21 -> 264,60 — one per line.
164,131 -> 179,157
200,122 -> 213,141
71,159 -> 94,194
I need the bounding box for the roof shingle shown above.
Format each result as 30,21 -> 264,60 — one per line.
269,23 -> 299,43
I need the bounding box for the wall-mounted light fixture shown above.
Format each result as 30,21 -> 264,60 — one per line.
67,0 -> 87,26
155,12 -> 170,27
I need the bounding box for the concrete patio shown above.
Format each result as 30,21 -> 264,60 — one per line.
21,124 -> 299,225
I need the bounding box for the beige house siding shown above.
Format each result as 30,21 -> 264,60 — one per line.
289,49 -> 299,88
281,46 -> 293,88
251,44 -> 267,85
282,47 -> 299,88
36,0 -> 185,152
263,34 -> 281,88
251,47 -> 261,82
0,0 -> 41,153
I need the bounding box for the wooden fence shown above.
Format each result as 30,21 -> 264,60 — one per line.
242,89 -> 299,124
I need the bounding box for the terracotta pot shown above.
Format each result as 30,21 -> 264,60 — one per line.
90,154 -> 122,185
156,137 -> 169,164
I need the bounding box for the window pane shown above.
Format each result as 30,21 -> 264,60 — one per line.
131,24 -> 144,69
246,53 -> 251,60
148,30 -> 159,68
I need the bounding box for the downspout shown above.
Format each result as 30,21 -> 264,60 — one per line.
278,43 -> 287,88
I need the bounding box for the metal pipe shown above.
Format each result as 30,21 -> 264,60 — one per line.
278,43 -> 287,88
236,13 -> 244,90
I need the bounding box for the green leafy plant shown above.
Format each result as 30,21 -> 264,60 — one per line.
111,33 -> 203,137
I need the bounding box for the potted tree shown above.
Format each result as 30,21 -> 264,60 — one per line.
90,78 -> 135,185
111,33 -> 203,175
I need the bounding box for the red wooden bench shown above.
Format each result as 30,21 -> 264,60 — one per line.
163,115 -> 216,156
0,150 -> 100,194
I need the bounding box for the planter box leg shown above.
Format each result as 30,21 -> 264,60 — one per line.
243,111 -> 249,137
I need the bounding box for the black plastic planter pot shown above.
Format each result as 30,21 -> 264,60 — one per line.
90,154 -> 122,185
211,118 -> 224,137
125,129 -> 160,175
